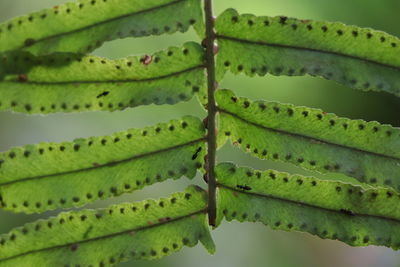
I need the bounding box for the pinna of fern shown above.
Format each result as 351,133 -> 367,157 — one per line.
0,0 -> 399,266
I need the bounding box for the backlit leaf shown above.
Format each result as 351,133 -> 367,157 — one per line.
217,89 -> 400,190
0,116 -> 206,214
216,163 -> 400,250
216,9 -> 400,96
0,186 -> 215,267
0,0 -> 203,55
0,42 -> 205,114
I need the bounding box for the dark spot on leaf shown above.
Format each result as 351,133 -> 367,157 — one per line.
24,38 -> 35,47
96,91 -> 109,98
70,244 -> 79,252
340,209 -> 355,216
192,147 -> 202,160
236,185 -> 252,191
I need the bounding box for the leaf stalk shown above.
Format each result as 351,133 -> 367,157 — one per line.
204,0 -> 217,226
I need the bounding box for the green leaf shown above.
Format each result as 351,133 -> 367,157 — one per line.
0,116 -> 206,214
0,42 -> 206,114
216,89 -> 400,190
0,186 -> 215,267
216,162 -> 400,250
0,0 -> 203,55
215,9 -> 400,96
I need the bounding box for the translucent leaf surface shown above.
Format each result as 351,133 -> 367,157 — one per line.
217,89 -> 400,190
0,186 -> 215,267
216,9 -> 400,96
0,0 -> 203,55
0,116 -> 206,214
0,42 -> 206,114
216,163 -> 400,250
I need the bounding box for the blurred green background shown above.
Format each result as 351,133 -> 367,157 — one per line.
1,0 -> 400,266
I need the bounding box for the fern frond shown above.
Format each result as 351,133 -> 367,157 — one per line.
0,0 -> 203,55
217,89 -> 400,190
215,9 -> 400,96
0,186 -> 215,267
0,116 -> 206,214
216,163 -> 400,250
0,42 -> 205,114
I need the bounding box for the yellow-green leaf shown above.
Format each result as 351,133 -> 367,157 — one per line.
216,163 -> 400,250
216,9 -> 400,96
0,116 -> 206,214
0,42 -> 205,114
0,0 -> 203,55
0,186 -> 215,267
217,89 -> 400,190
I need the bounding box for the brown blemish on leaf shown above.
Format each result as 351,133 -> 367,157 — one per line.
18,74 -> 28,82
158,217 -> 171,223
70,243 -> 79,252
141,55 -> 152,65
310,139 -> 323,145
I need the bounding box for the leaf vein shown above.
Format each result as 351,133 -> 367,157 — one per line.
0,209 -> 206,263
6,65 -> 205,85
218,108 -> 400,161
20,0 -> 187,49
216,34 -> 400,71
0,137 -> 206,187
217,183 -> 400,223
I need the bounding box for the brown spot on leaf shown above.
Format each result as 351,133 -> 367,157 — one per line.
203,154 -> 209,170
70,244 -> 79,252
213,44 -> 219,55
158,217 -> 171,223
203,116 -> 209,129
18,74 -> 28,82
310,139 -> 323,145
141,55 -> 152,65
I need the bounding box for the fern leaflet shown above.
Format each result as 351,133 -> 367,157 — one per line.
0,42 -> 205,114
217,89 -> 400,191
0,186 -> 215,266
0,116 -> 206,213
0,0 -> 203,55
216,163 -> 400,250
215,9 -> 400,96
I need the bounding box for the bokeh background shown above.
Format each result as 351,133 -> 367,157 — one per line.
1,0 -> 400,266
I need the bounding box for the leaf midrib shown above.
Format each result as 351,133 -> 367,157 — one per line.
18,0 -> 187,50
0,209 -> 206,263
218,108 -> 400,161
217,183 -> 400,223
4,65 -> 205,85
0,137 -> 206,187
216,35 -> 400,71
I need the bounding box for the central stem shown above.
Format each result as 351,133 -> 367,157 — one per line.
204,0 -> 217,226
